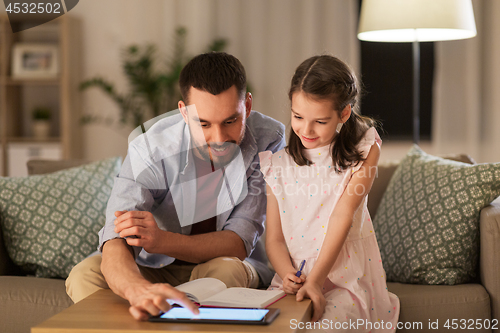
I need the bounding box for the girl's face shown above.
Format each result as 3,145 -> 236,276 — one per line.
291,91 -> 348,149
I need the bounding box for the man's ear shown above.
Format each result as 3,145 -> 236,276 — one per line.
341,104 -> 352,123
179,101 -> 189,124
244,92 -> 252,118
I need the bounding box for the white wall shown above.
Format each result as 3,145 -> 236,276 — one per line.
432,0 -> 500,163
70,0 -> 175,160
2,0 -> 497,163
67,0 -> 361,161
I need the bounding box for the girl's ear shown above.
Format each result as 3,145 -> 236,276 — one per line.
341,104 -> 352,123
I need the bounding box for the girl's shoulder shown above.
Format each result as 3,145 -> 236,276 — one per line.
259,148 -> 292,178
349,127 -> 382,173
356,127 -> 382,157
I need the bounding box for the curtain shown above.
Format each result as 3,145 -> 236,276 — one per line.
76,0 -> 360,160
433,0 -> 500,163
176,0 -> 360,134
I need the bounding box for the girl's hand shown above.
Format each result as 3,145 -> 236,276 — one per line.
282,272 -> 306,294
296,280 -> 326,322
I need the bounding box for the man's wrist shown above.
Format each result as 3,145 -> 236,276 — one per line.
123,281 -> 152,301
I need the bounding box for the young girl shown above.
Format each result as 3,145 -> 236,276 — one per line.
260,55 -> 399,331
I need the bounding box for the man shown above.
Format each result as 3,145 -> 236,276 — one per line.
66,52 -> 286,320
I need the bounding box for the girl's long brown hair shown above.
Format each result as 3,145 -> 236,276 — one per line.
285,55 -> 378,172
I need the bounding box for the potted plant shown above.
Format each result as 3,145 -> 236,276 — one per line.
80,27 -> 228,129
32,106 -> 51,138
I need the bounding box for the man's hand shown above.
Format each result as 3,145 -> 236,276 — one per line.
126,282 -> 199,321
296,280 -> 326,322
282,272 -> 306,294
114,211 -> 165,254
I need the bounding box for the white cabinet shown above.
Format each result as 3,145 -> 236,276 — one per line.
7,142 -> 62,177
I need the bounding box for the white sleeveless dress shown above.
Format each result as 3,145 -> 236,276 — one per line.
260,128 -> 399,332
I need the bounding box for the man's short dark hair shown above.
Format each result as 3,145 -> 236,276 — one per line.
179,52 -> 246,104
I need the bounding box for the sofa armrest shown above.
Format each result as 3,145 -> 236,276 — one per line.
480,196 -> 500,320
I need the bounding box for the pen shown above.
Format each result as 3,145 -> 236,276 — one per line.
294,259 -> 306,285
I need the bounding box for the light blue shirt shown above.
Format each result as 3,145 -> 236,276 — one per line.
98,110 -> 286,285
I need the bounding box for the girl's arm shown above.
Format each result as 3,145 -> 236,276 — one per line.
265,184 -> 305,293
297,143 -> 381,321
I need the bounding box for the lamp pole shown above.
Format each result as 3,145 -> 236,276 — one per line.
358,1 -> 476,144
412,39 -> 420,144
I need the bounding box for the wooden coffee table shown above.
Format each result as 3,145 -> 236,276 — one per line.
32,289 -> 312,332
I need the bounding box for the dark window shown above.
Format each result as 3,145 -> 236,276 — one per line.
358,1 -> 434,141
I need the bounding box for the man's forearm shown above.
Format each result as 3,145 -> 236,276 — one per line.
159,230 -> 247,263
101,238 -> 150,300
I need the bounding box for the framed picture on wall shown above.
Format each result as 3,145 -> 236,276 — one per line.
11,43 -> 59,79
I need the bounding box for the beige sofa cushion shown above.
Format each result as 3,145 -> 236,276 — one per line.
0,276 -> 73,333
27,159 -> 90,176
480,197 -> 500,321
368,161 -> 400,218
388,282 -> 491,332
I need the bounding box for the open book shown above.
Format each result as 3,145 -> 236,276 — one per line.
175,278 -> 286,308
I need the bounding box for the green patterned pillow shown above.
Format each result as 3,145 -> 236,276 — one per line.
373,146 -> 500,285
0,157 -> 121,278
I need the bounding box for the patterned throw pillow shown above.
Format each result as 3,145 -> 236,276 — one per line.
373,146 -> 500,285
0,157 -> 121,278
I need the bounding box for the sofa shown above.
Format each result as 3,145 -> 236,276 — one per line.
368,154 -> 499,333
0,156 -> 499,333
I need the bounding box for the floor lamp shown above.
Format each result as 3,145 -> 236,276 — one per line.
357,0 -> 477,144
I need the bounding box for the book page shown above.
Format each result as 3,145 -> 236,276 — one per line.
201,288 -> 285,308
175,278 -> 227,303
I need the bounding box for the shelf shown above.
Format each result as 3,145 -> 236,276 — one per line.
1,13 -> 63,23
1,77 -> 60,86
0,15 -> 81,176
7,136 -> 61,143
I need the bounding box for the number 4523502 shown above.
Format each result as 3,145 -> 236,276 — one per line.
6,2 -> 62,14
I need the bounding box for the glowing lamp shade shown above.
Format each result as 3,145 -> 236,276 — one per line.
358,0 -> 477,42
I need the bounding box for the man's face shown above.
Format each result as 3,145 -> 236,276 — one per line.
179,85 -> 252,167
